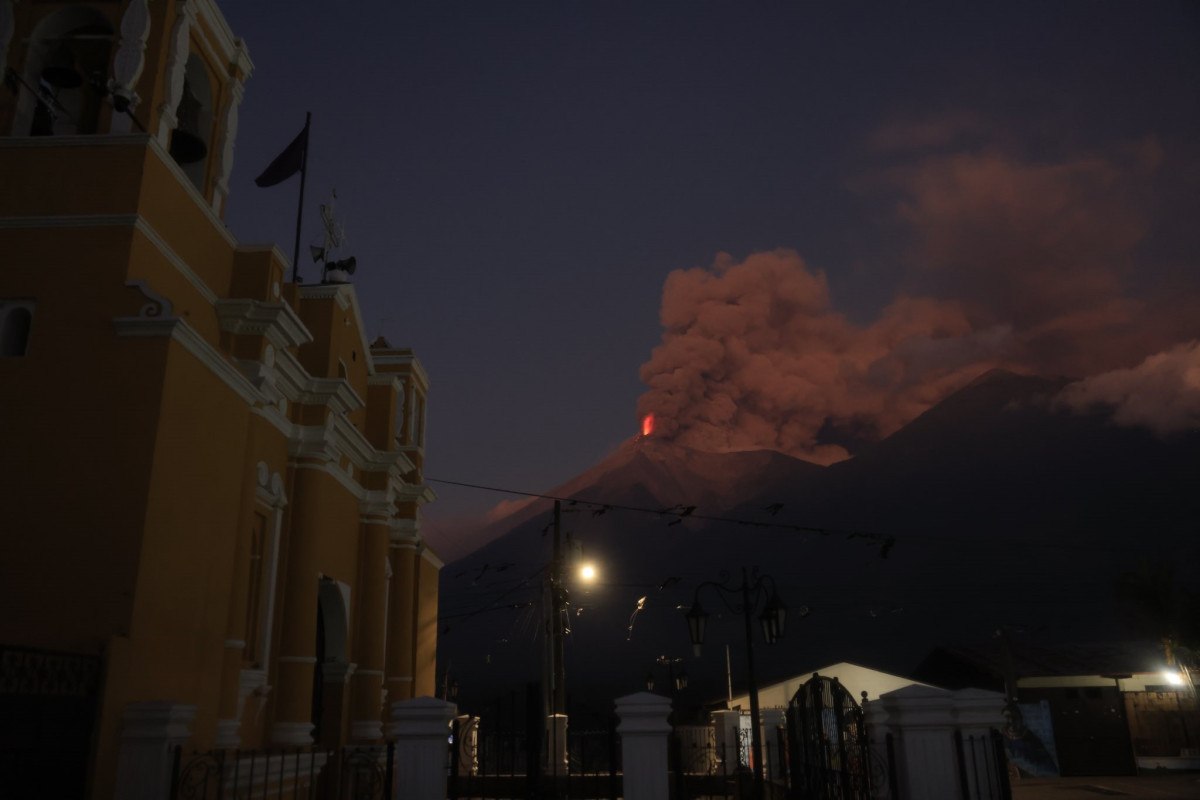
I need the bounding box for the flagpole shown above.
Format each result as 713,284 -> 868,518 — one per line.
291,111 -> 311,283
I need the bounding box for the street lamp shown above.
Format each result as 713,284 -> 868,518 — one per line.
685,568 -> 786,800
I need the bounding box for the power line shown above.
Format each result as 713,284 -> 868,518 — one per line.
427,476 -> 895,552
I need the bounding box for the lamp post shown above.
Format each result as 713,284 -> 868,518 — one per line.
685,568 -> 786,800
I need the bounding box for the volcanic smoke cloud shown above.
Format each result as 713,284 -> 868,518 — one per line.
638,131 -> 1200,461
636,249 -> 1011,464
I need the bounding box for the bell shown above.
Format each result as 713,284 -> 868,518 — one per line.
41,44 -> 82,89
169,129 -> 207,164
169,78 -> 207,165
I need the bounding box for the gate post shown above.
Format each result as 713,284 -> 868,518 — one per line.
387,696 -> 457,800
113,701 -> 196,800
616,692 -> 672,800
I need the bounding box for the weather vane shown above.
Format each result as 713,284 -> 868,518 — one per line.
310,189 -> 357,284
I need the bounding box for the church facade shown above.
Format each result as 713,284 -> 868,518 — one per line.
0,1 -> 440,796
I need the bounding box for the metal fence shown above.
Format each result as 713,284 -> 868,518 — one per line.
170,744 -> 393,800
448,717 -> 621,800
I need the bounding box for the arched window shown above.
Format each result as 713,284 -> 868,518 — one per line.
15,8 -> 114,136
0,303 -> 34,357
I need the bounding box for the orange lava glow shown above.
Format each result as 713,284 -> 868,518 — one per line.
641,413 -> 654,437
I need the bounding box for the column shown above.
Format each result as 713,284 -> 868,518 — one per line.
270,466 -> 323,744
616,692 -> 673,800
113,702 -> 195,800
387,697 -> 458,800
350,516 -> 392,740
385,532 -> 418,704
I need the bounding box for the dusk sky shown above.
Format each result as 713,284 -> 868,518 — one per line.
220,2 -> 1200,532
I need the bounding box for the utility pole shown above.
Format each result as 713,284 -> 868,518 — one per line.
544,500 -> 568,778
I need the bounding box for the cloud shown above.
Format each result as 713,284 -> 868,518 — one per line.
638,129 -> 1199,457
1056,341 -> 1200,435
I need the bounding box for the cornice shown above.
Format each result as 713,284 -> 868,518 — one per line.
215,298 -> 312,350
296,377 -> 365,415
394,482 -> 436,505
367,374 -> 403,391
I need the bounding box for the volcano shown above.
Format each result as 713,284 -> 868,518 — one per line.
438,370 -> 1200,711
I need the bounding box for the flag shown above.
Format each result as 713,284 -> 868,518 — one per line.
254,121 -> 308,187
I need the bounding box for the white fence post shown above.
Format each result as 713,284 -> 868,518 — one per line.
387,696 -> 457,800
710,709 -> 742,772
616,692 -> 672,800
878,686 -> 959,800
113,701 -> 196,800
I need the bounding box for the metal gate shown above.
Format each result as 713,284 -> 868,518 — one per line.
786,673 -> 871,800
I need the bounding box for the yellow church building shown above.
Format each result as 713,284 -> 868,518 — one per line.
0,1 -> 441,797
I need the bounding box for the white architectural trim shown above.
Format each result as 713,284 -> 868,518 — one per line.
368,374 -> 403,391
297,377 -> 365,415
373,351 -> 430,393
108,0 -> 151,124
291,459 -> 367,501
419,547 -> 444,570
277,656 -> 318,664
156,0 -> 196,145
270,721 -> 315,746
192,0 -> 245,68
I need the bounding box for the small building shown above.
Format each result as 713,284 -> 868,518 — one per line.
0,1 -> 440,797
917,641 -> 1200,775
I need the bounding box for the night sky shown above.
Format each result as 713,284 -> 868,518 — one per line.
220,2 -> 1200,537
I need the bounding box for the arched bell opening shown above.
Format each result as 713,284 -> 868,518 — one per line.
14,7 -> 114,136
170,54 -> 214,191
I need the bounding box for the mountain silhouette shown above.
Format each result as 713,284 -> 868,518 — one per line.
438,370 -> 1200,712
